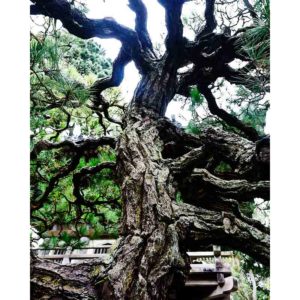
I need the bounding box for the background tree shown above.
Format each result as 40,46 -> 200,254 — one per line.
30,0 -> 270,299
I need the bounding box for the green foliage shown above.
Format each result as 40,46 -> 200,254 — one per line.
239,202 -> 256,218
60,34 -> 112,77
175,192 -> 183,204
30,21 -> 117,141
189,86 -> 204,107
185,82 -> 269,139
31,20 -> 123,246
30,8 -> 270,299
214,161 -> 232,173
186,116 -> 224,135
232,252 -> 270,300
241,105 -> 267,136
185,120 -> 202,135
238,0 -> 270,73
41,231 -> 89,249
43,237 -> 59,249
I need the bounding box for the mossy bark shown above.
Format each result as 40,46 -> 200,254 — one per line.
30,111 -> 270,300
97,110 -> 189,299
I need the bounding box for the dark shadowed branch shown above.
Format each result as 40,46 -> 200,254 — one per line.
158,0 -> 185,51
31,136 -> 116,160
90,47 -> 131,128
31,155 -> 81,212
174,202 -> 270,266
242,0 -> 258,19
196,0 -> 217,39
89,47 -> 132,127
128,0 -> 154,54
30,0 -> 137,43
30,0 -> 153,72
188,168 -> 269,201
31,256 -> 105,299
198,83 -> 260,141
72,162 -> 117,210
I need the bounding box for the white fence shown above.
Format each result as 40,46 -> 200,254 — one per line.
33,240 -> 233,266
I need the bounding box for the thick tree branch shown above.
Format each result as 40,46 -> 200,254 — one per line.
157,115 -> 268,180
183,33 -> 252,74
154,113 -> 203,158
196,0 -> 217,39
30,0 -> 136,44
89,47 -> 131,127
31,137 -> 116,160
192,196 -> 269,234
177,34 -> 256,95
189,168 -> 269,201
30,0 -> 153,73
158,0 -> 184,51
198,83 -> 260,141
169,146 -> 208,172
31,256 -> 105,299
174,202 -> 269,266
92,47 -> 130,90
163,120 -> 268,178
128,0 -> 154,54
199,126 -> 269,179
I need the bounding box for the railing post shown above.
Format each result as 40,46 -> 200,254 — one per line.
62,246 -> 72,265
213,245 -> 225,286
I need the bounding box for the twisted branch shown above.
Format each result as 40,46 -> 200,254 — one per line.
31,136 -> 116,160
128,0 -> 154,54
174,202 -> 270,266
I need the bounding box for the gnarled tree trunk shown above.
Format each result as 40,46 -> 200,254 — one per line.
96,110 -> 188,299
31,109 -> 270,300
30,1 -> 270,298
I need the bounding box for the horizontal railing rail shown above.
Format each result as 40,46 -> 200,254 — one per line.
33,243 -> 234,266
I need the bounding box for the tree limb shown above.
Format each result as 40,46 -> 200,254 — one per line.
190,168 -> 269,201
31,136 -> 116,160
31,155 -> 81,212
158,0 -> 185,51
72,162 -> 116,209
174,202 -> 270,266
30,0 -> 137,44
198,83 -> 260,141
128,0 -> 154,54
199,126 -> 267,179
169,146 -> 208,173
89,47 -> 131,127
30,0 -> 154,73
196,0 -> 217,39
31,255 -> 105,299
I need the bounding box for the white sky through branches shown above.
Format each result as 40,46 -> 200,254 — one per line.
30,0 -> 269,131
85,0 -> 195,125
84,0 -> 269,131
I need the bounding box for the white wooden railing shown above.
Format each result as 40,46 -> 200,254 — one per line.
33,240 -> 233,266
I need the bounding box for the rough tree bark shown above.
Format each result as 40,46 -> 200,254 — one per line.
30,0 -> 270,299
30,110 -> 269,299
95,110 -> 187,299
